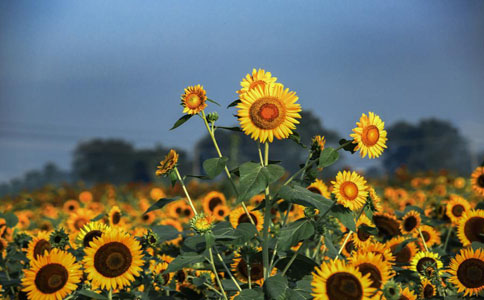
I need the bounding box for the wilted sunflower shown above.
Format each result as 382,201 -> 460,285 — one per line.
445,195 -> 471,225
202,191 -> 226,214
307,179 -> 331,199
419,279 -> 436,299
156,149 -> 179,177
27,231 -> 52,261
312,259 -> 375,300
349,252 -> 393,295
331,171 -> 369,211
237,68 -> 278,96
471,166 -> 484,196
108,205 -> 123,227
350,112 -> 387,159
22,249 -> 82,300
457,209 -> 484,246
448,247 -> 484,296
229,205 -> 263,231
83,228 -> 144,290
181,85 -> 207,115
400,210 -> 421,234
410,251 -> 443,279
66,208 -> 93,233
77,221 -> 109,248
237,83 -> 301,143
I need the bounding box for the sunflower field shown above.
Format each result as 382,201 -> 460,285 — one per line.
1,69 -> 484,300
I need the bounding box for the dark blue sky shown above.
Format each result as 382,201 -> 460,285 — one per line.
1,1 -> 483,182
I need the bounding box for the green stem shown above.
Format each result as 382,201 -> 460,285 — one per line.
208,248 -> 228,300
335,140 -> 353,151
108,289 -> 112,300
418,228 -> 429,252
443,227 -> 452,252
281,241 -> 308,276
174,167 -> 198,215
213,248 -> 242,292
299,151 -> 312,181
336,201 -> 367,258
262,142 -> 271,280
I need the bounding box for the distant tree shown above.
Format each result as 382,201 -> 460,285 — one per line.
383,119 -> 472,175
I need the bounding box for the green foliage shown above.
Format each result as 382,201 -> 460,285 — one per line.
264,274 -> 288,300
277,220 -> 314,251
203,157 -> 229,179
144,197 -> 180,214
235,288 -> 264,300
318,147 -> 339,168
0,212 -> 18,228
329,204 -> 356,232
277,185 -> 333,213
150,225 -> 180,242
170,114 -> 194,130
238,162 -> 285,202
164,253 -> 205,273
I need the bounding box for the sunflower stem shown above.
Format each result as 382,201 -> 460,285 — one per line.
174,167 -> 198,216
208,248 -> 228,300
337,231 -> 353,258
262,142 -> 272,280
213,248 -> 242,292
335,139 -> 353,151
443,227 -> 452,253
247,255 -> 252,289
418,228 -> 430,252
108,289 -> 112,300
281,241 -> 308,276
299,150 -> 313,181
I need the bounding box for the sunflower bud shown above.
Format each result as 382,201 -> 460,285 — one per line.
382,280 -> 401,300
49,228 -> 70,250
190,214 -> 214,234
311,135 -> 326,156
304,207 -> 318,218
206,112 -> 219,123
13,232 -> 32,250
141,229 -> 160,249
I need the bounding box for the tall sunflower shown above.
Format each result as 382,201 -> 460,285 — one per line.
237,83 -> 301,143
312,259 -> 375,300
357,241 -> 395,265
83,228 -> 144,290
181,85 -> 207,115
471,166 -> 484,197
350,112 -> 387,159
331,171 -> 368,211
457,209 -> 484,246
26,231 -> 52,261
446,195 -> 471,225
237,68 -> 278,96
448,248 -> 484,296
412,225 -> 440,249
229,205 -> 263,231
22,249 -> 82,300
155,149 -> 179,177
354,215 -> 375,248
410,251 -> 443,279
76,221 -> 109,248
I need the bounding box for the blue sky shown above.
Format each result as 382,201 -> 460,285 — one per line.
1,1 -> 483,182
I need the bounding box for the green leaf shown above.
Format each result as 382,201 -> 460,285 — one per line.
339,139 -> 357,154
330,204 -> 356,232
277,185 -> 333,214
212,221 -> 236,240
217,126 -> 243,132
207,98 -> 221,106
144,197 -> 180,215
238,162 -> 285,202
277,220 -> 314,251
234,223 -> 258,244
164,253 -> 205,273
235,288 -> 264,300
318,147 -> 339,168
0,212 -> 18,228
204,232 -> 215,249
275,255 -> 318,280
472,242 -> 484,250
151,225 -> 180,242
169,170 -> 177,187
288,131 -> 306,148
324,236 -> 339,259
227,99 -> 241,108
203,157 -> 229,179
77,290 -> 108,300
264,274 -> 288,300
475,202 -> 484,210
91,213 -> 105,222
170,114 -> 193,130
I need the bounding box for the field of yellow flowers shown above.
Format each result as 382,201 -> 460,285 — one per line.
1,69 -> 484,300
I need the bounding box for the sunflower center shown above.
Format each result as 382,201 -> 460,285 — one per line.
249,97 -> 285,130
362,125 -> 380,146
451,205 -> 465,217
34,263 -> 68,294
33,239 -> 52,259
326,272 -> 363,300
83,230 -> 103,248
464,217 -> 484,244
457,258 -> 484,288
176,270 -> 186,283
373,215 -> 401,239
345,240 -> 356,254
422,231 -> 430,242
357,228 -> 370,242
308,187 -> 322,195
357,263 -> 382,289
183,208 -> 192,217
68,205 -> 75,211
403,216 -> 417,232
238,213 -> 257,226
423,284 -> 435,298
186,94 -> 202,109
112,212 -> 121,225
391,244 -> 411,264
94,242 -> 132,278
416,257 -> 437,275
237,259 -> 264,281
478,175 -> 484,188
340,182 -> 358,201
208,197 -> 223,211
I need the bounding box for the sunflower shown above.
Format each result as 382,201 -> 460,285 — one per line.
213,205 -> 230,221
446,195 -> 471,225
83,228 -> 144,290
79,190 -> 93,203
471,166 -> 484,197
413,225 -> 440,249
386,237 -> 418,265
22,249 -> 82,300
155,149 -> 179,177
231,254 -> 272,286
237,68 -> 278,96
27,231 -> 52,261
368,186 -> 383,212
454,177 -> 466,189
448,248 -> 484,296
340,235 -> 357,258
151,261 -> 172,288
190,213 -> 214,234
202,191 -> 226,214
77,221 -> 109,248
237,83 -> 301,143
311,135 -> 326,154
63,199 -> 80,214
181,84 -> 207,115
307,179 -> 331,199
331,171 -> 368,211
67,208 -> 93,233
357,241 -> 395,265
350,112 -> 387,159
457,209 -> 484,246
372,212 -> 401,240
419,278 -> 436,299
399,287 -> 417,300
312,259 -> 375,300
400,210 -> 421,234
150,187 -> 166,200
410,251 -> 443,279
354,215 -> 375,248
229,205 -> 263,231
108,206 -> 122,227
349,252 -> 393,294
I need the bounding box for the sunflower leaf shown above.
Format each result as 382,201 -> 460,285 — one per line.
164,253 -> 205,273
324,236 -> 339,259
151,225 -> 180,243
318,147 -> 339,168
234,288 -> 264,300
330,204 -> 356,232
234,223 -> 258,244
264,274 -> 288,300
227,99 -> 241,108
203,157 -> 229,179
144,197 -> 180,215
289,131 -> 306,148
276,185 -> 333,214
207,98 -> 221,106
77,290 -> 108,300
0,212 -> 18,228
277,220 -> 314,251
170,114 -> 193,130
238,162 -> 285,203
339,138 -> 357,154
217,126 -> 243,132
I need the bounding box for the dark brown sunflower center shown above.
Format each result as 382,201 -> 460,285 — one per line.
249,97 -> 285,130
456,258 -> 484,289
68,205 -> 75,211
362,125 -> 380,146
326,272 -> 363,300
391,244 -> 411,264
112,212 -> 121,225
94,242 -> 132,278
83,230 -> 103,248
217,209 -> 225,216
357,228 -> 370,242
464,217 -> 484,244
308,187 -> 322,195
340,182 -> 358,201
423,284 -> 435,298
236,258 -> 264,281
176,270 -> 186,283
238,213 -> 257,226
422,231 -> 430,242
373,215 -> 401,239
416,257 -> 437,274
34,263 -> 68,294
357,263 -> 382,289
33,239 -> 52,259
208,197 -> 223,211
452,205 -> 465,217
478,175 -> 484,188
403,216 -> 417,232
183,208 -> 192,216
345,240 -> 356,254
